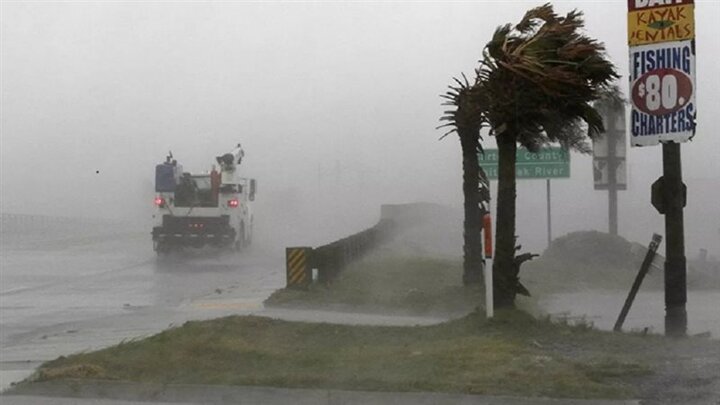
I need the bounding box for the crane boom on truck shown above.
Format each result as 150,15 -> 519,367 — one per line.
151,144 -> 256,254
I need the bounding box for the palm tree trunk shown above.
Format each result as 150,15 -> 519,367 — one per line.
460,130 -> 484,286
493,133 -> 517,307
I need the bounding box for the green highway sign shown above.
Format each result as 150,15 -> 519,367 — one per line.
478,147 -> 570,179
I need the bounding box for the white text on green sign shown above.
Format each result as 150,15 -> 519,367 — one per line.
478,147 -> 570,179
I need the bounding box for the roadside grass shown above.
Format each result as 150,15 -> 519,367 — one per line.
265,252 -> 482,316
23,310 -> 669,399
20,240 -> 719,400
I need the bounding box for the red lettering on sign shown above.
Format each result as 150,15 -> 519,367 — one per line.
629,23 -> 693,43
628,0 -> 694,12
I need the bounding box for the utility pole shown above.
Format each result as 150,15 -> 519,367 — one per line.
662,142 -> 687,337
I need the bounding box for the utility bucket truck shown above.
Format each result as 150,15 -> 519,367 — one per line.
151,145 -> 256,254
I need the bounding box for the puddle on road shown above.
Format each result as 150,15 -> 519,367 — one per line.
538,289 -> 720,337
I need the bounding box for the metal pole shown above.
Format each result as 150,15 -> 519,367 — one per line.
608,110 -> 618,236
662,142 -> 687,337
614,234 -> 662,332
609,172 -> 618,235
546,179 -> 552,247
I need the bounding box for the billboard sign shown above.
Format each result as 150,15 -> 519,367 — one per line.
593,111 -> 627,190
478,147 -> 570,180
594,112 -> 627,159
628,0 -> 694,46
593,160 -> 627,190
628,0 -> 696,147
629,40 -> 696,146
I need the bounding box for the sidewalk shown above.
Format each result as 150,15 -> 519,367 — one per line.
3,380 -> 641,405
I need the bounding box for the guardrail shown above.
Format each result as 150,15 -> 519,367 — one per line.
285,204 -> 414,288
316,219 -> 395,284
285,219 -> 395,288
284,203 -> 453,289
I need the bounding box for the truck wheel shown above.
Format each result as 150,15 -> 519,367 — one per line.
155,241 -> 171,256
234,224 -> 246,252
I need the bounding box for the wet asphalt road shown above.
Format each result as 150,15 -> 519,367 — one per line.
0,227 -> 286,391
0,225 -> 445,393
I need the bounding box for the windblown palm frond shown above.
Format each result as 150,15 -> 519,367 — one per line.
438,73 -> 488,148
478,2 -> 618,151
593,85 -> 626,116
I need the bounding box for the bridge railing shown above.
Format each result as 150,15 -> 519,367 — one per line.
284,203 -> 444,288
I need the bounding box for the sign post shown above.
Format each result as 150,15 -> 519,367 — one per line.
594,104 -> 627,235
546,179 -> 552,246
628,0 -> 696,337
479,147 -> 570,248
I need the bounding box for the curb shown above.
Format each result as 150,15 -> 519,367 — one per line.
4,379 -> 642,405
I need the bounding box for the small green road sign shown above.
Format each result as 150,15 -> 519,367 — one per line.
478,147 -> 570,179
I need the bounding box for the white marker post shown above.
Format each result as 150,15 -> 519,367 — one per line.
484,261 -> 493,318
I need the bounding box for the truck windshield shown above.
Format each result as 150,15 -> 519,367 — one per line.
174,175 -> 218,207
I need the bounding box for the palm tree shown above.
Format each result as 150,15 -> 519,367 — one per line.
476,4 -> 618,307
594,85 -> 625,116
439,75 -> 488,285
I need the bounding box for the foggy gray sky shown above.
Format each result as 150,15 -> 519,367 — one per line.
2,1 -> 719,255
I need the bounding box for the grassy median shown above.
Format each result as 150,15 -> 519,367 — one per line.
26,310 -> 660,399
265,253 -> 483,316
